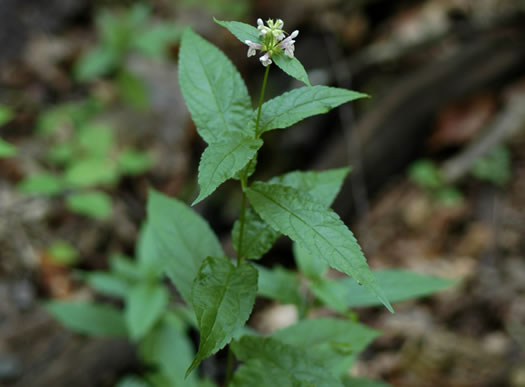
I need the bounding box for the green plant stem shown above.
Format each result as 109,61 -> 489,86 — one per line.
237,65 -> 271,265
255,64 -> 271,137
225,345 -> 234,386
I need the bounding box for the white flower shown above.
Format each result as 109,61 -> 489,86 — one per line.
245,40 -> 262,57
259,52 -> 272,67
279,30 -> 298,58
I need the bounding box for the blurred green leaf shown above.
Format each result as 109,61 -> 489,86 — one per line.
66,191 -> 112,219
110,254 -> 143,282
255,264 -> 303,307
435,187 -> 464,207
65,158 -> 119,187
0,105 -> 14,126
115,376 -> 149,387
132,23 -> 180,58
118,148 -> 152,175
117,70 -> 150,111
341,376 -> 390,387
18,173 -> 64,196
47,143 -> 75,165
408,160 -> 442,189
77,123 -> 115,157
0,137 -> 17,158
47,301 -> 127,337
126,282 -> 169,340
75,45 -> 119,82
47,240 -> 79,266
87,272 -> 130,298
471,145 -> 511,185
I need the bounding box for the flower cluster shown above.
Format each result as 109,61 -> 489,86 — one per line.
244,18 -> 299,67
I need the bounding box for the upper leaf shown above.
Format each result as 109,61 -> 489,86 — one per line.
232,208 -> 280,260
272,317 -> 379,375
187,257 -> 258,376
273,54 -> 310,87
258,86 -> 367,135
312,269 -> 455,311
46,301 -> 127,337
125,282 -> 169,340
214,19 -> 261,45
178,28 -> 254,144
246,182 -> 393,312
268,167 -> 350,208
193,135 -> 263,205
147,189 -> 223,303
231,336 -> 343,387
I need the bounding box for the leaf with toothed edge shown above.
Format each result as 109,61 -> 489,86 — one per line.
246,181 -> 393,312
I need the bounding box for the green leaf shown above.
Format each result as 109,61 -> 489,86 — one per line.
408,159 -> 442,189
77,123 -> 115,157
273,54 -> 310,87
0,137 -> 17,158
193,135 -> 263,205
258,86 -> 366,135
74,45 -> 119,82
471,145 -> 511,186
0,105 -> 14,126
313,269 -> 455,310
66,191 -> 112,219
214,19 -> 261,44
18,173 -> 64,196
136,222 -> 160,273
268,167 -> 350,208
273,317 -> 379,375
65,158 -> 119,187
47,240 -> 79,266
132,23 -> 181,58
46,301 -> 127,337
140,314 -> 199,387
342,376 -> 390,387
116,376 -> 149,387
147,189 -> 223,303
125,282 -> 169,340
187,257 -> 257,376
47,143 -> 74,165
87,272 -> 129,297
255,265 -> 303,306
110,254 -> 142,282
293,242 -> 328,280
246,182 -> 393,312
117,70 -> 150,111
178,28 -> 254,144
232,208 -> 280,260
231,336 -> 343,387
118,148 -> 152,175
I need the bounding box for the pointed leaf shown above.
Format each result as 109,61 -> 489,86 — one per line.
246,182 -> 393,312
18,173 -> 65,196
231,336 -> 343,387
178,28 -> 254,144
258,86 -> 367,135
214,19 -> 261,45
125,282 -> 169,340
147,190 -> 223,303
255,265 -> 303,306
87,272 -> 130,298
273,54 -> 310,86
313,269 -> 455,310
0,138 -> 17,158
187,257 -> 257,376
66,191 -> 112,220
46,301 -> 127,337
273,317 -> 379,375
268,167 -> 350,207
232,208 -> 280,260
193,135 -> 262,205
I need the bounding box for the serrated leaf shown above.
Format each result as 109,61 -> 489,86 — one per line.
313,269 -> 455,311
258,86 -> 367,135
231,336 -> 343,387
126,282 -> 169,340
87,272 -> 130,298
214,19 -> 261,44
273,318 -> 379,375
273,54 -> 310,86
193,135 -> 263,205
246,182 -> 393,312
46,301 -> 126,337
293,243 -> 328,279
232,208 -> 280,260
178,28 -> 254,144
187,257 -> 257,377
66,191 -> 112,219
140,314 -> 199,387
0,138 -> 16,158
18,173 -> 65,196
255,264 -> 303,307
147,190 -> 223,303
268,167 -> 350,208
